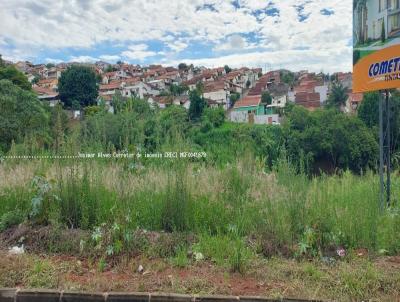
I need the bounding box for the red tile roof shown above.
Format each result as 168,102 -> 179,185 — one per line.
234,95 -> 261,108
33,86 -> 58,97
100,81 -> 122,90
348,92 -> 363,103
203,81 -> 225,93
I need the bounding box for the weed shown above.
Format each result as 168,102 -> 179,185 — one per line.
171,246 -> 189,268
25,260 -> 58,288
0,210 -> 24,231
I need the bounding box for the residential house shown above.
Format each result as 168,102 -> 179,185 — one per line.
14,61 -> 34,73
291,74 -> 326,110
36,78 -> 58,91
99,81 -> 123,100
315,82 -> 329,105
33,86 -> 60,107
203,81 -> 230,109
267,82 -> 289,108
233,95 -> 266,115
152,96 -> 173,109
232,95 -> 279,125
122,81 -> 160,98
47,67 -> 61,79
295,92 -> 321,110
336,72 -> 353,90
147,79 -> 166,91
248,73 -> 270,96
346,92 -> 364,114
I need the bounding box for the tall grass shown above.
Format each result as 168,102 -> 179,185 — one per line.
0,158 -> 399,255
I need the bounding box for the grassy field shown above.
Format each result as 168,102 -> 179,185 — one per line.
0,158 -> 400,300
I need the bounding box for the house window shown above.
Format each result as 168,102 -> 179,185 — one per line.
388,0 -> 400,9
380,0 -> 386,12
390,13 -> 400,31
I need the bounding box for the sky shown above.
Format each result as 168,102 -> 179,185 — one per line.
0,0 -> 352,73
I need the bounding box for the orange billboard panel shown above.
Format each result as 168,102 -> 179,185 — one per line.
353,0 -> 400,93
353,45 -> 400,93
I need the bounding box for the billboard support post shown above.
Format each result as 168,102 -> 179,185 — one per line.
379,91 -> 384,210
379,90 -> 391,210
385,90 -> 391,207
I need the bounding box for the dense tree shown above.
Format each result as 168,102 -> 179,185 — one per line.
357,92 -> 380,128
261,91 -> 272,105
160,105 -> 188,136
281,71 -> 296,86
326,82 -> 348,110
105,65 -> 116,72
170,84 -> 189,96
224,65 -> 232,74
202,107 -> 225,128
188,89 -> 206,121
32,75 -> 40,85
246,80 -> 251,88
230,92 -> 240,106
284,106 -> 378,173
0,55 -> 4,67
178,63 -> 188,71
358,91 -> 400,154
58,65 -> 98,109
0,65 -> 31,91
50,104 -> 68,152
0,80 -> 50,151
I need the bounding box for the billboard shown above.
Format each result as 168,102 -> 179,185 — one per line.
353,0 -> 400,93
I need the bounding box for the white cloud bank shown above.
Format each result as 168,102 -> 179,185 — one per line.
0,0 -> 353,72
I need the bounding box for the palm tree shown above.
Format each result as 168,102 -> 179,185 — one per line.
327,82 -> 348,111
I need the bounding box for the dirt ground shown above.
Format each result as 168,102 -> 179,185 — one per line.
1,251 -> 400,301
1,225 -> 400,301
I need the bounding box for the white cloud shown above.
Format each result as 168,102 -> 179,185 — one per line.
121,44 -> 157,61
45,58 -> 63,64
99,54 -> 121,62
0,0 -> 353,72
163,47 -> 352,74
69,55 -> 98,63
167,40 -> 188,53
213,34 -> 258,52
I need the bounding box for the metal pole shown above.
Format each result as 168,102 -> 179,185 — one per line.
385,90 -> 391,207
379,91 -> 384,210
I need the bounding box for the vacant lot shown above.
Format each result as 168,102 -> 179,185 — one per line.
0,159 -> 399,300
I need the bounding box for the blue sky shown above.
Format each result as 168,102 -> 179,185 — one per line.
0,0 -> 352,73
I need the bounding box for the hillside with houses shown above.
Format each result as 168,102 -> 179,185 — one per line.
9,59 -> 362,124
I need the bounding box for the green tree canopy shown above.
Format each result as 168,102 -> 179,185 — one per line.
358,91 -> 400,154
170,84 -> 189,96
0,65 -> 31,91
178,63 -> 188,71
224,65 -> 232,74
326,82 -> 348,110
202,107 -> 225,128
261,91 -> 272,105
357,92 -> 380,128
59,65 -> 98,109
281,71 -> 296,86
188,89 -> 206,121
284,106 -> 378,173
230,92 -> 241,106
160,105 -> 188,136
0,80 -> 50,151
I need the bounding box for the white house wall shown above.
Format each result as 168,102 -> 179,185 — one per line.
366,0 -> 388,40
